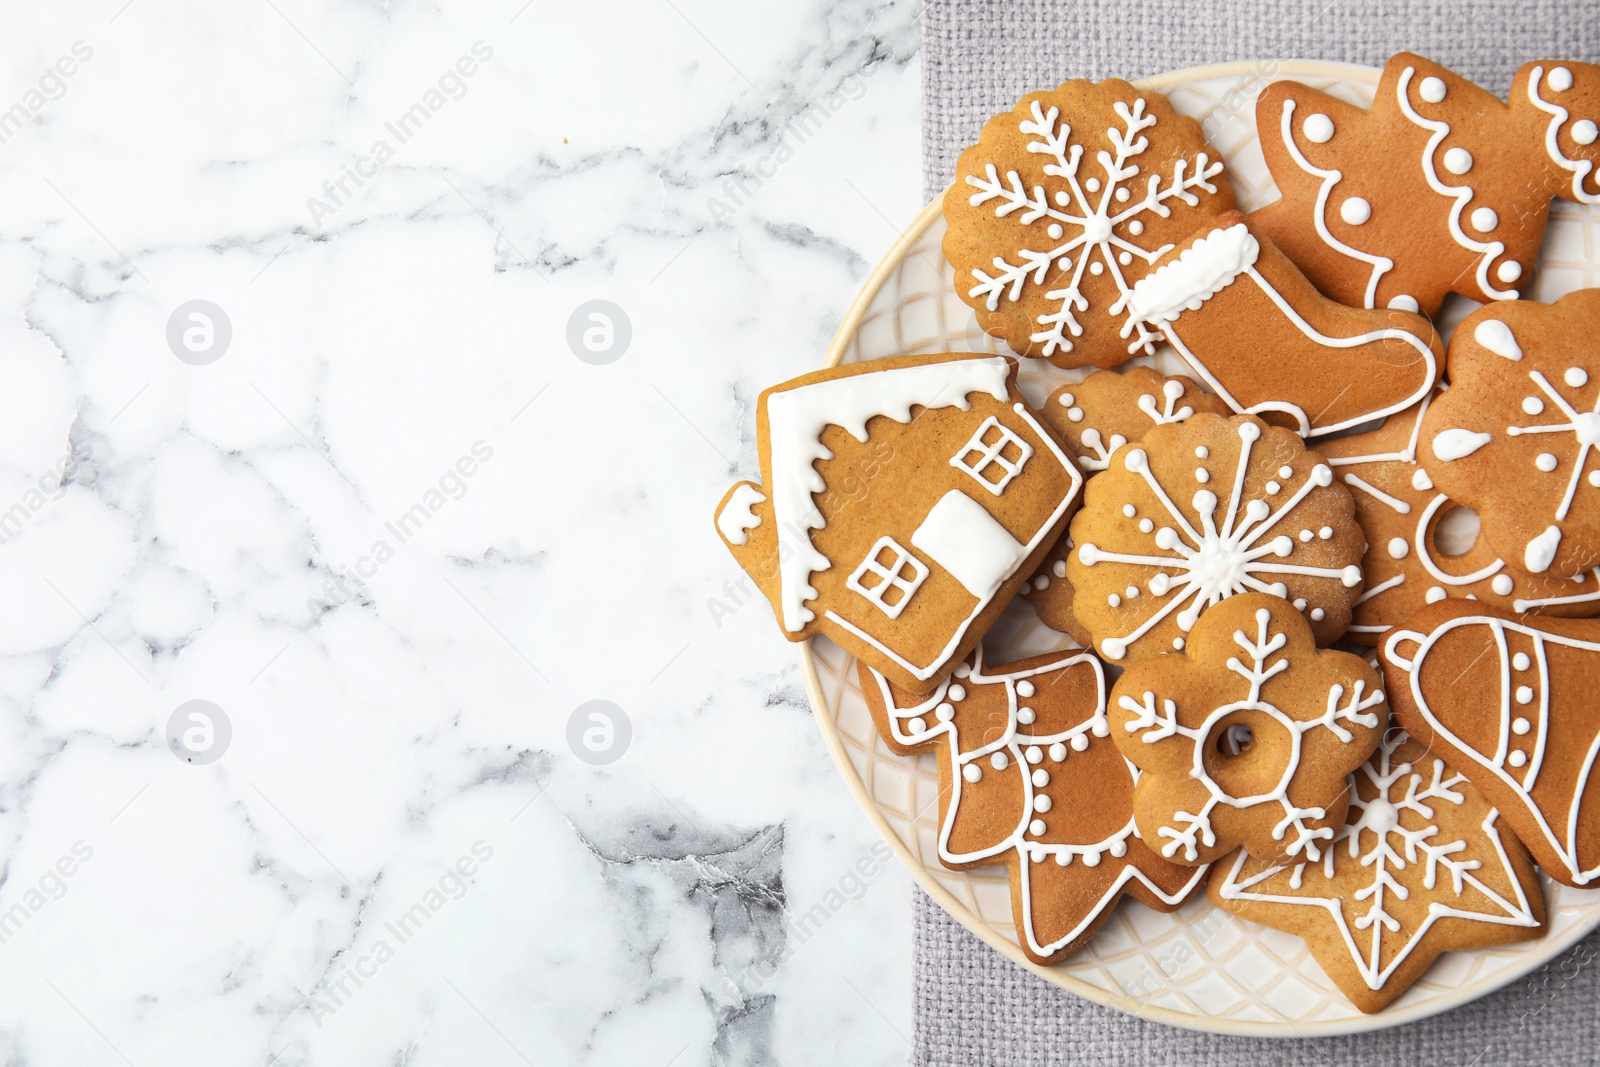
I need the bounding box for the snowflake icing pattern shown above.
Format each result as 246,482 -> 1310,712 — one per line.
1077,420 -> 1363,660
1505,362 -> 1600,528
1119,606 -> 1384,862
964,96 -> 1226,359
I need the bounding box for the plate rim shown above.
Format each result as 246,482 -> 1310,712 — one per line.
800,56 -> 1600,1037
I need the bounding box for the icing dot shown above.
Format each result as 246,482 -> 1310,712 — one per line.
1108,594 -> 1122,607
1118,251 -> 1132,266
1116,187 -> 1130,202
1498,260 -> 1523,283
1426,586 -> 1448,603
1054,190 -> 1070,206
1030,846 -> 1047,863
1017,706 -> 1036,725
1049,743 -> 1067,761
949,684 -> 966,702
1029,819 -> 1047,836
1048,223 -> 1064,239
1388,537 -> 1409,559
1567,367 -> 1589,388
1089,261 -> 1104,276
1032,769 -> 1049,788
908,717 -> 927,735
1513,652 -> 1531,671
1575,120 -> 1600,146
1083,851 -> 1102,868
1492,574 -> 1515,595
1070,734 -> 1090,752
1550,66 -> 1574,92
1591,470 -> 1600,488
1444,147 -> 1473,174
1055,851 -> 1070,866
991,752 -> 1009,770
1110,839 -> 1128,858
1412,469 -> 1434,491
1085,177 -> 1101,192
936,703 -> 955,722
1299,529 -> 1314,542
1293,598 -> 1308,610
1138,518 -> 1154,533
1265,480 -> 1281,495
1124,585 -> 1140,599
1128,220 -> 1144,236
1513,716 -> 1531,734
1471,207 -> 1499,232
1172,637 -> 1185,651
1067,407 -> 1085,422
1340,197 -> 1372,225
1310,608 -> 1325,621
1303,113 -> 1335,143
963,764 -> 982,783
1419,76 -> 1448,103
1510,750 -> 1529,768
1319,526 -> 1333,540
1195,446 -> 1209,459
1388,294 -> 1420,312
1034,795 -> 1052,812
1538,453 -> 1559,472
1017,680 -> 1035,698
1052,560 -> 1067,578
1195,468 -> 1210,483
955,662 -> 971,678
1121,503 -> 1136,516
1026,746 -> 1044,764
1271,581 -> 1291,597
1034,575 -> 1049,590
1516,685 -> 1534,704
1524,396 -> 1545,415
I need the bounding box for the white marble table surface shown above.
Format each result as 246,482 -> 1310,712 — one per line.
0,2 -> 922,1063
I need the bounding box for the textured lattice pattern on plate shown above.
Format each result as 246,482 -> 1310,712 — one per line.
810,66 -> 1600,1034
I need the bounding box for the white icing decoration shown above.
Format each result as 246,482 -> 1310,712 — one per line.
1275,99 -> 1394,307
1550,67 -> 1574,92
1119,606 -> 1382,862
1514,652 -> 1531,671
1419,76 -> 1448,103
1078,422 -> 1360,659
865,649 -> 1205,958
1388,537 -> 1409,559
1412,469 -> 1433,491
717,485 -> 766,546
1388,295 -> 1420,313
1432,428 -> 1492,461
1471,207 -> 1499,232
1493,574 -> 1515,596
1394,67 -> 1519,300
1537,453 -> 1559,472
1502,366 -> 1600,542
963,96 -> 1225,358
1575,121 -> 1599,147
1340,197 -> 1372,225
1303,113 -> 1334,143
1413,493 -> 1502,588
1498,261 -> 1523,283
1215,731 -> 1540,990
1568,367 -> 1589,388
1526,525 -> 1563,574
1528,65 -> 1600,206
1474,319 -> 1521,361
1426,586 -> 1448,603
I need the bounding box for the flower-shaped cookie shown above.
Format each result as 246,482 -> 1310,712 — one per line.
1210,732 -> 1543,1013
1111,594 -> 1387,865
1422,289 -> 1600,579
1066,413 -> 1364,662
860,647 -> 1206,964
944,78 -> 1234,368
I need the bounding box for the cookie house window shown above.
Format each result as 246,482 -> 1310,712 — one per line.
846,537 -> 929,619
951,416 -> 1033,495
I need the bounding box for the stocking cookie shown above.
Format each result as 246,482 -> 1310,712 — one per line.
1210,732 -> 1544,1013
1320,397 -> 1600,641
714,353 -> 1082,692
1253,54 -> 1600,315
1111,594 -> 1387,865
1420,290 -> 1600,580
1123,212 -> 1442,437
1382,601 -> 1600,887
861,648 -> 1206,964
1066,413 -> 1364,662
944,79 -> 1234,368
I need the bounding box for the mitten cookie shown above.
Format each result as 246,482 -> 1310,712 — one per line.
1420,290 -> 1600,580
713,353 -> 1082,693
1124,212 -> 1442,437
1024,369 -> 1227,640
1111,594 -> 1387,865
1382,600 -> 1600,887
944,79 -> 1234,368
1253,54 -> 1600,315
1066,413 -> 1364,662
1209,732 -> 1544,1014
1320,397 -> 1600,640
860,648 -> 1206,964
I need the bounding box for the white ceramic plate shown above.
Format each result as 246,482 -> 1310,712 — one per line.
802,59 -> 1600,1036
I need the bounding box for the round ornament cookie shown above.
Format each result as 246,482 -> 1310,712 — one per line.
1065,413 -> 1364,662
945,79 -> 1235,368
1110,594 -> 1387,865
1420,289 -> 1600,580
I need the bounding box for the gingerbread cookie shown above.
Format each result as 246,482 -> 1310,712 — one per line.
714,353 -> 1082,693
1038,367 -> 1229,472
944,79 -> 1234,368
1382,600 -> 1600,887
1320,397 -> 1600,640
1065,413 -> 1364,662
1253,54 -> 1600,316
861,647 -> 1206,963
1420,290 -> 1600,579
1111,594 -> 1386,865
1123,212 -> 1443,438
1210,731 -> 1544,1013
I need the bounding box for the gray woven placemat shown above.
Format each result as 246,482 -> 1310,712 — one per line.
918,1 -> 1600,1061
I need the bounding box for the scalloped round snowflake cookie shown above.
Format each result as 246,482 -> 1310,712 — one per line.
1111,594 -> 1387,866
1065,413 -> 1365,662
944,78 -> 1235,368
